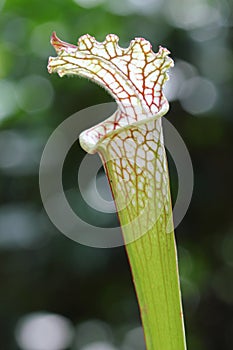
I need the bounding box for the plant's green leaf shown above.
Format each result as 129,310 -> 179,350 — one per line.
48,33 -> 186,350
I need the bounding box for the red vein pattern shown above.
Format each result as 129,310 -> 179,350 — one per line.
48,33 -> 186,350
48,32 -> 173,154
48,32 -> 173,235
98,118 -> 171,239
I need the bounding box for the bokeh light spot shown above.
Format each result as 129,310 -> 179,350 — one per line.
15,312 -> 74,350
15,75 -> 54,113
3,16 -> 30,49
164,65 -> 185,102
179,77 -> 217,115
164,60 -> 197,102
189,22 -> 223,42
0,130 -> 44,174
165,0 -> 222,30
0,205 -> 48,250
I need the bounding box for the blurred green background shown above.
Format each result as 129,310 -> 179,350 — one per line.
0,0 -> 233,349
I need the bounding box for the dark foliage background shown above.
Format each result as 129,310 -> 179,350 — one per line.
0,0 -> 233,349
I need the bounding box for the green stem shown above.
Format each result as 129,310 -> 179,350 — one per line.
125,222 -> 186,349
98,118 -> 186,349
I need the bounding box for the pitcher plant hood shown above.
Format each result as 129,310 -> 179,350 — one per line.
48,32 -> 173,153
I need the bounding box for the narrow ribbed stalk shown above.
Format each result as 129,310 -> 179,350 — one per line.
97,118 -> 186,349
